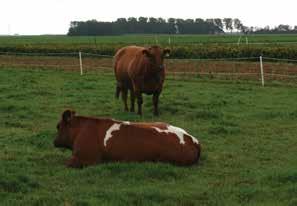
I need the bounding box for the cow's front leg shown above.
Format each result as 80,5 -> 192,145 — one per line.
135,90 -> 143,115
66,155 -> 83,168
153,92 -> 160,116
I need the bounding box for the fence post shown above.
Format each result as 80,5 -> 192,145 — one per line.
260,56 -> 265,87
79,51 -> 83,75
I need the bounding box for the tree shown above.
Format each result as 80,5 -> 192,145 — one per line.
116,18 -> 127,24
223,18 -> 233,33
138,17 -> 148,24
195,18 -> 204,24
128,17 -> 137,23
67,16 -> 225,36
214,18 -> 223,30
138,17 -> 148,33
185,19 -> 194,24
157,18 -> 166,23
167,18 -> 176,24
277,24 -> 291,31
233,18 -> 243,32
149,17 -> 158,24
206,19 -> 214,25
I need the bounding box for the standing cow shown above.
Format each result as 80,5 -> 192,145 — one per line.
54,110 -> 201,168
114,45 -> 170,116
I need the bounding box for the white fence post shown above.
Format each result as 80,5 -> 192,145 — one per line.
79,51 -> 83,75
260,56 -> 265,87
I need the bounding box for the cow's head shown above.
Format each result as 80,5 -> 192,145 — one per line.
142,46 -> 170,70
54,109 -> 76,149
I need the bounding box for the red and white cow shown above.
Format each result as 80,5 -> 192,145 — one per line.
54,110 -> 201,168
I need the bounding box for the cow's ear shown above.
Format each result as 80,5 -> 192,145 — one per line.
142,49 -> 152,57
164,48 -> 170,57
62,110 -> 76,123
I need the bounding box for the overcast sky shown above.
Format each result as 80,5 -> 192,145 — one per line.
1,0 -> 296,35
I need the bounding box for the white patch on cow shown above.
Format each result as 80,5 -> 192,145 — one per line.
153,125 -> 199,145
104,123 -> 121,147
122,121 -> 130,125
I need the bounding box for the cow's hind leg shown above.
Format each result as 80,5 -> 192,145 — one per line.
153,92 -> 160,116
130,89 -> 135,112
135,90 -> 143,115
115,83 -> 121,99
122,88 -> 129,112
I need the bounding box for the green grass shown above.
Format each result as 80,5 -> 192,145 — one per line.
0,34 -> 297,46
1,68 -> 297,205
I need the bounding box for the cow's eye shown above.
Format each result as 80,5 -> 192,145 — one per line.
56,124 -> 60,130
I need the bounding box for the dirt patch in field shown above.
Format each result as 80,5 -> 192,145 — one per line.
0,55 -> 113,71
1,55 -> 297,82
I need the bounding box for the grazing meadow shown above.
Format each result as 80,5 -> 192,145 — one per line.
1,67 -> 297,205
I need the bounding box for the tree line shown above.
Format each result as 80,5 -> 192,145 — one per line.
252,25 -> 297,34
67,17 -> 297,36
67,17 -> 228,35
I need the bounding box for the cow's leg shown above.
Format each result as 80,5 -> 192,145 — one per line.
66,155 -> 83,168
115,83 -> 121,99
153,92 -> 160,116
122,88 -> 129,112
135,90 -> 143,115
66,147 -> 103,168
130,89 -> 135,112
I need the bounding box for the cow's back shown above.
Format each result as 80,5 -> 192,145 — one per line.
102,121 -> 200,165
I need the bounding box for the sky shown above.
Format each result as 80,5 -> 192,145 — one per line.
1,0 -> 296,35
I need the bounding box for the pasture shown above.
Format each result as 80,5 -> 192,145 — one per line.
1,67 -> 297,205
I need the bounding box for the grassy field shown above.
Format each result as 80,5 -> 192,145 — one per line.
1,68 -> 297,205
1,34 -> 297,46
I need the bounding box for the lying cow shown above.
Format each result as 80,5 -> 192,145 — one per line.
54,110 -> 201,168
114,45 -> 170,116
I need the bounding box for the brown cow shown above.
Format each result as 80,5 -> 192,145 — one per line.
54,110 -> 201,168
114,45 -> 170,116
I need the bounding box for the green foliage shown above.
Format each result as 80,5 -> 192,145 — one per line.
68,18 -> 222,35
1,35 -> 297,59
1,68 -> 297,205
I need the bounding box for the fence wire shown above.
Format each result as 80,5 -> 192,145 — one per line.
1,51 -> 297,84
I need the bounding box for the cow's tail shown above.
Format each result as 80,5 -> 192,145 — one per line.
115,84 -> 121,99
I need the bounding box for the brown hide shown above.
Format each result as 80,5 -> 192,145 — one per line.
114,45 -> 170,115
54,110 -> 201,168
